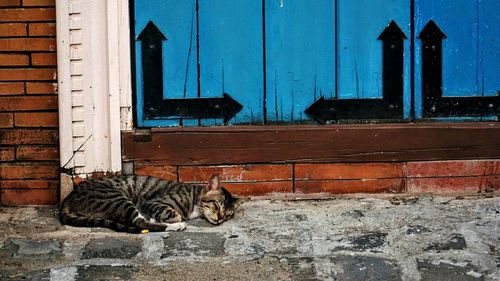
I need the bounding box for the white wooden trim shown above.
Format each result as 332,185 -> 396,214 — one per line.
107,0 -> 124,172
118,1 -> 134,131
56,0 -> 73,169
56,0 -> 133,175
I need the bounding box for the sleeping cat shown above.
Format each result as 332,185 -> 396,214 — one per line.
60,174 -> 248,233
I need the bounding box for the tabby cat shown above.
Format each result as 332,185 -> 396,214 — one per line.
60,174 -> 248,233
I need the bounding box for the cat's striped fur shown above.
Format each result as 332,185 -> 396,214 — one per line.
60,174 -> 248,233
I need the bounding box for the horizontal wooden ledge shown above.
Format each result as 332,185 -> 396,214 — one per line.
148,122 -> 500,133
122,123 -> 500,165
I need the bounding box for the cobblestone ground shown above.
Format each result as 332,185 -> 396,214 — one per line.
0,195 -> 498,281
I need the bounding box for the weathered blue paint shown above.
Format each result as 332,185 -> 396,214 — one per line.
198,0 -> 264,126
265,0 -> 335,124
337,0 -> 411,119
415,0 -> 500,119
134,0 -> 499,127
478,0 -> 500,97
135,0 -> 198,127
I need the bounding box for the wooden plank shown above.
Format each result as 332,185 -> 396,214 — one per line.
338,0 -> 410,118
199,0 -> 263,125
122,123 -> 500,165
415,0 -> 500,119
479,0 -> 500,98
134,0 -> 197,127
265,0 -> 335,124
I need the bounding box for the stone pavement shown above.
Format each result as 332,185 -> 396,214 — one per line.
0,195 -> 498,281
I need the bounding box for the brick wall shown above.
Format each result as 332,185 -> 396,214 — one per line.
0,0 -> 59,205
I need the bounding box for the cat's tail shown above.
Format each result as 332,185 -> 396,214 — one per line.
59,204 -> 142,233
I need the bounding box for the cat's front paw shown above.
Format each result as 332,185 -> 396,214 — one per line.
165,222 -> 187,232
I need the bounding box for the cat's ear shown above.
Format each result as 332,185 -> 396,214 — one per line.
231,197 -> 250,210
207,174 -> 221,191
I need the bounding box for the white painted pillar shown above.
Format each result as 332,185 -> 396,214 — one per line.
56,0 -> 134,183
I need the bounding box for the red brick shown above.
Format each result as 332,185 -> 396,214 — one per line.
16,145 -> 58,160
295,163 -> 404,180
0,96 -> 57,111
295,179 -> 405,194
223,181 -> 293,196
0,0 -> 20,7
0,53 -> 29,66
0,147 -> 15,161
179,165 -> 293,183
14,112 -> 58,127
407,160 -> 500,178
134,164 -> 178,181
31,52 -> 56,66
0,38 -> 56,51
407,177 -> 484,194
0,8 -> 55,22
1,189 -> 57,206
0,68 -> 56,81
22,0 -> 54,6
0,23 -> 26,37
0,179 -> 58,189
0,129 -> 58,145
0,112 -> 14,128
0,82 -> 24,95
28,22 -> 55,36
26,82 -> 56,94
0,163 -> 59,179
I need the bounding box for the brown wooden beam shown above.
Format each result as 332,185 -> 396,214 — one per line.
122,123 -> 500,165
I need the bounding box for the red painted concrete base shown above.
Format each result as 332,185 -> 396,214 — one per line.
135,159 -> 500,197
2,159 -> 497,205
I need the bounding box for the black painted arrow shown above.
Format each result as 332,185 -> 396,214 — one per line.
137,21 -> 243,123
137,21 -> 166,113
378,20 -> 407,110
305,97 -> 399,124
150,93 -> 243,123
419,20 -> 499,118
305,20 -> 407,124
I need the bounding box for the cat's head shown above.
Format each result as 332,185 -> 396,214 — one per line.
199,175 -> 249,225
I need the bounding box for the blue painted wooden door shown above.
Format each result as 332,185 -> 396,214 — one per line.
415,0 -> 500,120
133,0 -> 499,127
134,0 -> 263,127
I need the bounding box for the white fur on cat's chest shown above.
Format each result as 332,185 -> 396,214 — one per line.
189,207 -> 201,219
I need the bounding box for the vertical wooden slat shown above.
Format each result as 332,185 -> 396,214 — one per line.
198,0 -> 264,125
134,0 -> 197,127
265,0 -> 335,124
106,0 -> 123,172
56,0 -> 73,169
337,0 -> 410,118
